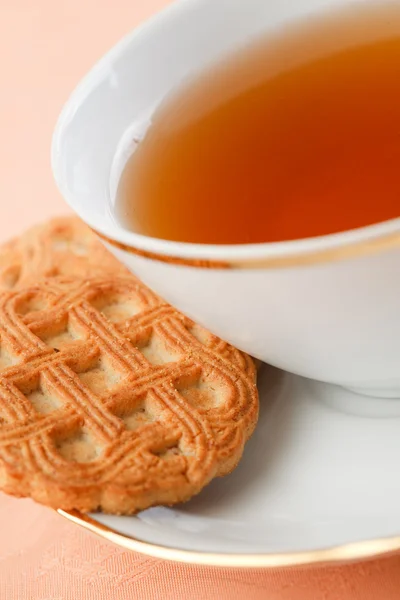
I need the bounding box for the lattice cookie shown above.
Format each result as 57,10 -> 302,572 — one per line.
0,217 -> 129,291
0,276 -> 258,513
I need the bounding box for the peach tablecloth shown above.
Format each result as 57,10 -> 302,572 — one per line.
1,1 -> 400,598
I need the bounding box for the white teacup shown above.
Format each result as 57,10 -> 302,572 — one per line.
52,0 -> 400,400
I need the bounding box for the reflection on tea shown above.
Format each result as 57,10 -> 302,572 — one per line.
118,4 -> 400,245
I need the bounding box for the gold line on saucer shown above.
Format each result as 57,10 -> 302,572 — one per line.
58,509 -> 400,568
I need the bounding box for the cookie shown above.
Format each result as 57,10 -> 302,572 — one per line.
0,276 -> 258,514
0,217 -> 129,291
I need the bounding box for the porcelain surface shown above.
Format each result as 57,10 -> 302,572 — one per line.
60,366 -> 400,564
52,0 -> 400,396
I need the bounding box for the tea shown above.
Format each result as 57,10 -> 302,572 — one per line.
117,4 -> 400,245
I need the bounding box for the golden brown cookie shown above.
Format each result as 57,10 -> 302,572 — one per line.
0,216 -> 129,291
0,276 -> 258,514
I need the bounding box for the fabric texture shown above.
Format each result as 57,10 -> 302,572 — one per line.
1,494 -> 400,600
0,1 -> 399,599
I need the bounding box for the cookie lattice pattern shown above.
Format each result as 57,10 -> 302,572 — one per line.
0,277 -> 257,513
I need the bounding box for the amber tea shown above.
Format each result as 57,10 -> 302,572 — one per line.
117,4 -> 400,245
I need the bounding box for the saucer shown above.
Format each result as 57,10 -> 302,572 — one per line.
59,365 -> 400,567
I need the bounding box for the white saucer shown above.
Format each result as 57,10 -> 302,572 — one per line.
59,366 -> 400,567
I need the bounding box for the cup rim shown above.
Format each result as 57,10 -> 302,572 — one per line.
51,0 -> 400,268
89,217 -> 400,268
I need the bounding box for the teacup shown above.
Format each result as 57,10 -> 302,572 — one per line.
52,0 -> 400,399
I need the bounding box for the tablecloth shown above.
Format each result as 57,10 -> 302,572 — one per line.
2,493 -> 400,600
0,1 -> 399,598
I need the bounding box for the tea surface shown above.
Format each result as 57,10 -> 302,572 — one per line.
118,4 -> 400,244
